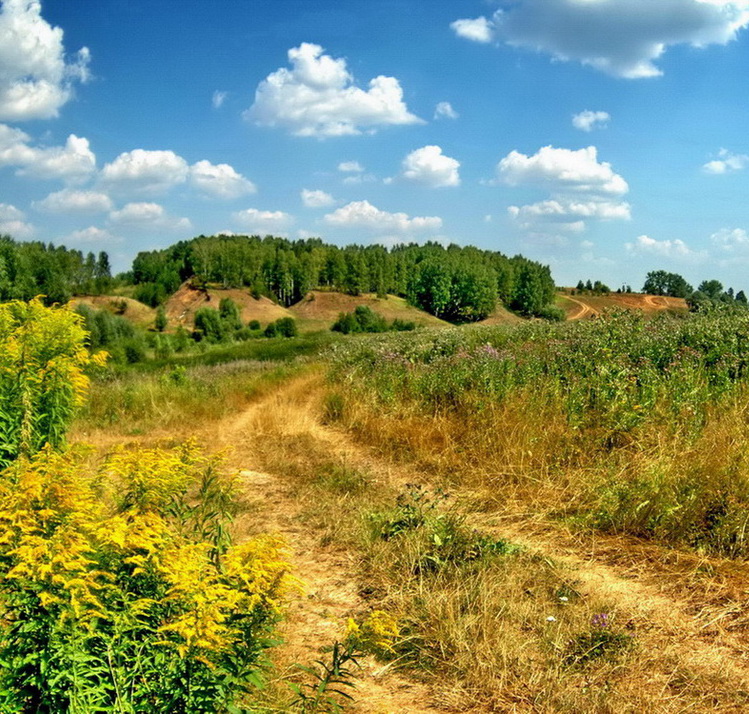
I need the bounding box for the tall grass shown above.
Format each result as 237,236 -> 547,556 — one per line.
327,310 -> 749,556
75,360 -> 306,437
247,395 -> 749,713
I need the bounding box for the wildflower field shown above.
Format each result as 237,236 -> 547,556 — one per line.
329,309 -> 749,557
5,298 -> 749,712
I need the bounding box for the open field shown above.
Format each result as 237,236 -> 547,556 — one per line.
556,292 -> 688,320
59,307 -> 749,711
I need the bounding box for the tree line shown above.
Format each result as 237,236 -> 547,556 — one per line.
0,236 -> 111,305
128,234 -> 557,322
642,270 -> 747,309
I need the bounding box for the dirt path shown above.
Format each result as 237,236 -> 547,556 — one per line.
641,294 -> 669,310
211,375 -> 446,714
200,371 -> 749,710
559,295 -> 598,320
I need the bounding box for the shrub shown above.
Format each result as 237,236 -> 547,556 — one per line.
0,299 -> 107,467
154,305 -> 168,332
331,306 -> 414,334
193,307 -> 226,343
265,317 -> 297,338
0,446 -> 292,712
219,297 -> 242,330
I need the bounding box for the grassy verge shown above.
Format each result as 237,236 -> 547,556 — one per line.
74,359 -> 308,437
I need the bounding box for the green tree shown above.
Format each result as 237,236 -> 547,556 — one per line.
698,279 -> 723,300
155,305 -> 168,332
193,307 -> 226,342
218,297 -> 242,330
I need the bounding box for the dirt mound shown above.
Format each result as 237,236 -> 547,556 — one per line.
164,283 -> 293,328
289,290 -> 449,330
69,295 -> 155,327
557,291 -> 688,320
478,304 -> 523,326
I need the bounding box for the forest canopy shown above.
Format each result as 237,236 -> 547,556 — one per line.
129,234 -> 557,322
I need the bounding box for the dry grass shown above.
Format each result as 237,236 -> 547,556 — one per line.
164,282 -> 295,329
237,375 -> 749,712
70,355 -> 749,711
288,290 -> 450,331
69,294 -> 156,327
555,292 -> 688,320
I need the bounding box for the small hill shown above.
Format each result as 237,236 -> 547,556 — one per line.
69,295 -> 156,327
164,283 -> 294,329
478,304 -> 524,326
288,290 -> 450,331
556,291 -> 688,320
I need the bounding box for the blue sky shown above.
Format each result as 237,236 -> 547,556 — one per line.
2,0 -> 749,290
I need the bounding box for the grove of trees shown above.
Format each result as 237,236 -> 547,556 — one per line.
0,236 -> 111,305
642,270 -> 748,310
129,235 -> 558,322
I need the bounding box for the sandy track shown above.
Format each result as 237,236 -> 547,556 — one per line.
560,295 -> 599,320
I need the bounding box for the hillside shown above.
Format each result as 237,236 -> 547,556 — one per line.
164,283 -> 294,329
556,291 -> 688,320
69,295 -> 156,327
288,290 -> 450,331
478,304 -> 524,326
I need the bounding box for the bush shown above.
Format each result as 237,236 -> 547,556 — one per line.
0,299 -> 107,467
0,446 -> 292,712
248,319 -> 261,331
219,297 -> 242,330
265,317 -> 297,338
193,307 -> 226,343
536,305 -> 566,322
331,306 -> 415,334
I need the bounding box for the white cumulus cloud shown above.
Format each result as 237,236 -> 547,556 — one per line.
212,90 -> 227,109
232,208 -> 294,235
0,0 -> 91,120
189,160 -> 256,199
499,145 -> 628,195
450,16 -> 495,43
109,202 -> 191,231
35,188 -> 112,214
338,160 -> 364,173
703,148 -> 749,174
625,234 -> 706,261
573,110 -> 610,132
434,101 -> 459,120
0,124 -> 95,181
246,43 -> 423,137
101,149 -> 189,194
323,200 -> 442,235
0,202 -> 33,238
301,189 -> 335,208
500,145 -> 630,236
452,0 -> 749,78
400,145 -> 460,187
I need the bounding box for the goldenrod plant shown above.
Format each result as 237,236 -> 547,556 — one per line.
0,298 -> 107,467
0,300 -> 293,712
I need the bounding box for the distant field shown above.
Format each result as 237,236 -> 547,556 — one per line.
556,290 -> 688,319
